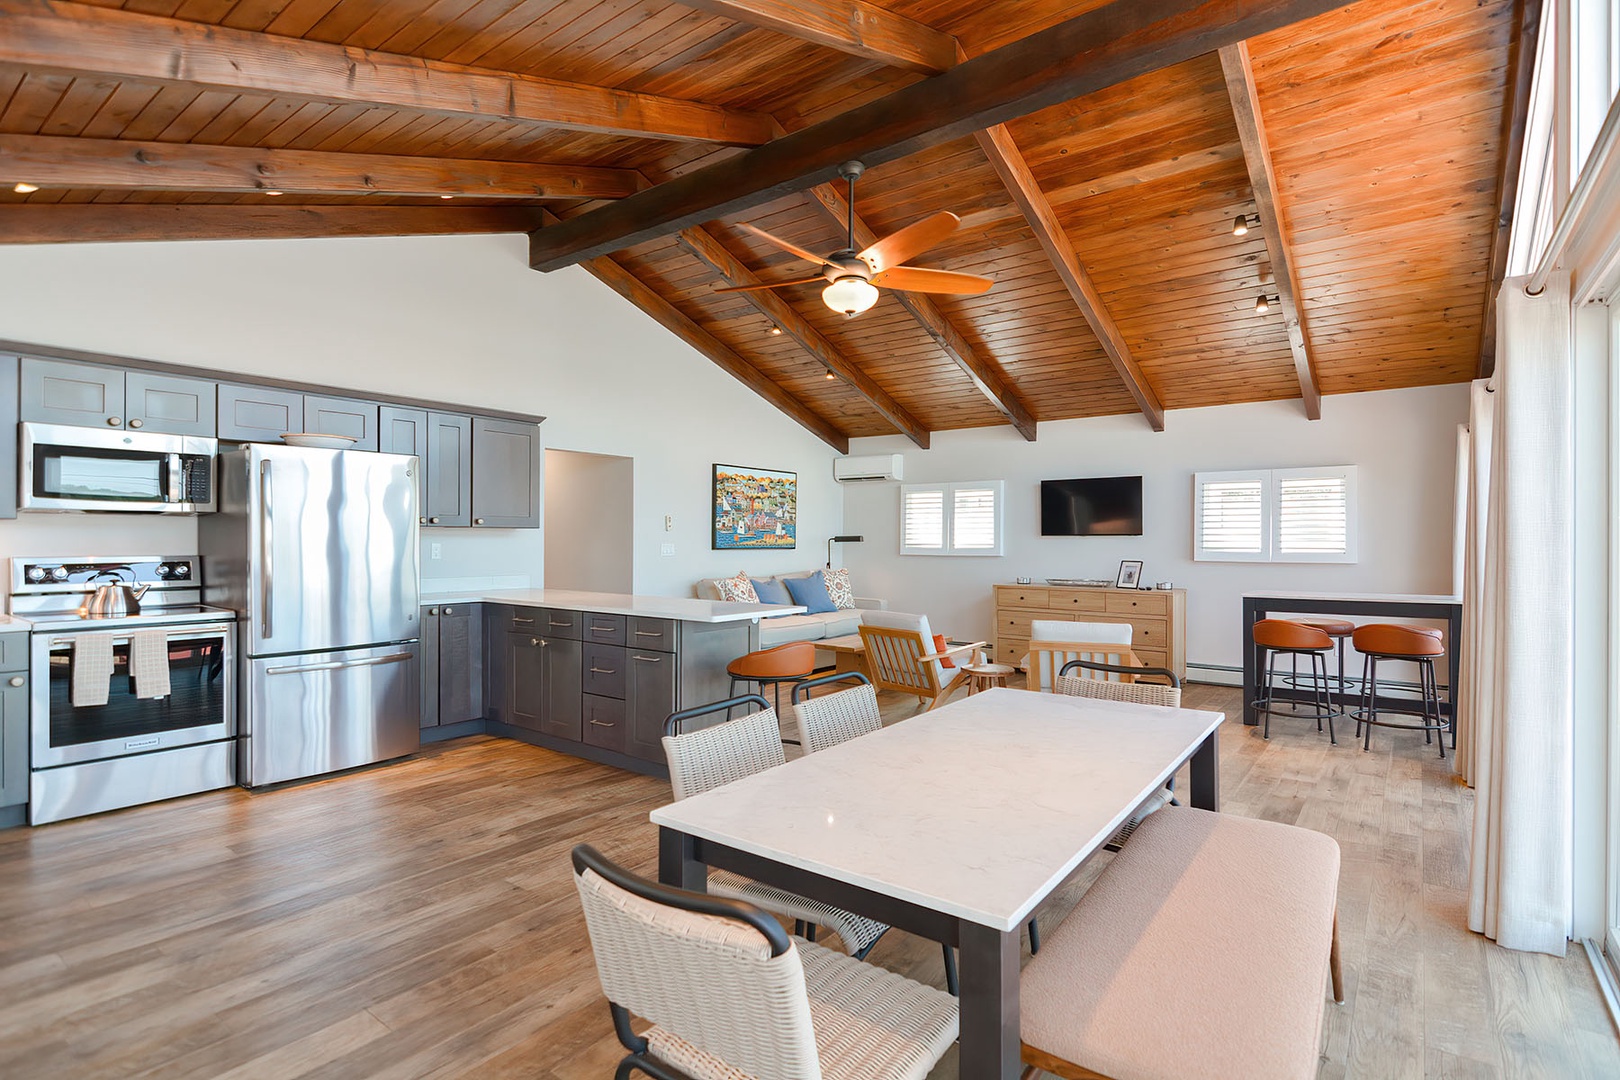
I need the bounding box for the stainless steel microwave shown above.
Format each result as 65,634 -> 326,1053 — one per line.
20,422 -> 217,513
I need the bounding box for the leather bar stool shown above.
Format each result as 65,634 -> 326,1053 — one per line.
1350,623 -> 1448,758
1298,619 -> 1356,711
726,641 -> 818,717
1251,619 -> 1337,744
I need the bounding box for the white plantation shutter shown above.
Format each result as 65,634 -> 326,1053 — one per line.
1274,467 -> 1356,562
901,488 -> 945,552
952,487 -> 999,550
1197,477 -> 1266,558
900,481 -> 1003,556
1195,467 -> 1357,563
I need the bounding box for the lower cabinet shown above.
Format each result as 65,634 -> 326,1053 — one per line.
420,604 -> 482,728
0,634 -> 27,809
540,638 -> 583,741
582,695 -> 627,753
626,648 -> 677,762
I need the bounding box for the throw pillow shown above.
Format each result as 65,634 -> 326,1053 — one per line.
784,572 -> 837,615
823,567 -> 856,610
932,633 -> 957,669
715,572 -> 758,603
752,576 -> 793,606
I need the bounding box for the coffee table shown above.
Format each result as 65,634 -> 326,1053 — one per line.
818,633 -> 868,678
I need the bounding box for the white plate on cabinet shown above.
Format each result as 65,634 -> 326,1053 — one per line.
280,433 -> 358,449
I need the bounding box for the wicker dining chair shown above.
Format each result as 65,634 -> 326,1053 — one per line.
661,697 -> 892,961
572,844 -> 959,1080
1057,657 -> 1183,848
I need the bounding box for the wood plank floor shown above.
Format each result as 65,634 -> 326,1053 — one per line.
0,683 -> 1614,1078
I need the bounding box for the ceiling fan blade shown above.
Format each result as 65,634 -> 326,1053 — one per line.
857,211 -> 961,274
713,276 -> 825,294
737,223 -> 829,266
870,265 -> 993,295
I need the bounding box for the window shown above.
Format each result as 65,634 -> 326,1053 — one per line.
900,481 -> 1004,556
1194,467 -> 1357,563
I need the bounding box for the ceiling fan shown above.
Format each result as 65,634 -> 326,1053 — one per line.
718,160 -> 993,317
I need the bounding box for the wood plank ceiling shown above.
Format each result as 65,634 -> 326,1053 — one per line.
0,0 -> 1537,452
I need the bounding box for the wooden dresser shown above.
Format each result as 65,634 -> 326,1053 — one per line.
992,584 -> 1188,679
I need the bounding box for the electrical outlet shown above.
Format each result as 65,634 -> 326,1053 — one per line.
664,514 -> 673,531
430,542 -> 442,560
660,543 -> 676,557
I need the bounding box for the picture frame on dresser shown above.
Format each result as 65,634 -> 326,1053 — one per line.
1115,560 -> 1143,589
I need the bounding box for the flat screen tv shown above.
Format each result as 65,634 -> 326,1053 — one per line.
1041,475 -> 1144,536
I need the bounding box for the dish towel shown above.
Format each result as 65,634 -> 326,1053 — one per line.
71,634 -> 116,708
130,630 -> 171,701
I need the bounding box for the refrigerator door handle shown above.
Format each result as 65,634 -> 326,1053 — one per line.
264,652 -> 414,677
260,459 -> 273,641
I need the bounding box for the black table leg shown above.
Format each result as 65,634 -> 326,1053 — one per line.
1242,598 -> 1261,725
658,826 -> 707,891
958,920 -> 1021,1079
1190,728 -> 1220,810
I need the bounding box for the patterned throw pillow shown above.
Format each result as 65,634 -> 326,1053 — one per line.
823,567 -> 856,610
715,572 -> 758,603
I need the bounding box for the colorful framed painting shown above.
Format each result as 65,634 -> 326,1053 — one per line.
713,464 -> 797,550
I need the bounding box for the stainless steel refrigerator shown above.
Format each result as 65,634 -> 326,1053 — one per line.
200,444 -> 422,786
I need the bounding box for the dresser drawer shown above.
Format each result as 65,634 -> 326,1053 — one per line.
583,613 -> 627,646
1045,589 -> 1108,613
629,617 -> 676,650
583,643 -> 627,699
996,639 -> 1029,668
582,694 -> 627,752
1129,620 -> 1167,649
1135,648 -> 1169,671
997,587 -> 1048,609
998,613 -> 1055,639
1105,591 -> 1170,615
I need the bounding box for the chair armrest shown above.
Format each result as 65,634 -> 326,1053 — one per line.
920,640 -> 988,662
854,597 -> 887,611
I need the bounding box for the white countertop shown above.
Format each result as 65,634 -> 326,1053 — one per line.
1243,591 -> 1461,603
418,587 -> 804,624
651,688 -> 1224,931
0,614 -> 30,630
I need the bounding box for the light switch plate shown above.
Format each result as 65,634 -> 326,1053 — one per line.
430,543 -> 442,560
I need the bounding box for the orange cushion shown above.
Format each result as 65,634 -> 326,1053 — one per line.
932,634 -> 955,669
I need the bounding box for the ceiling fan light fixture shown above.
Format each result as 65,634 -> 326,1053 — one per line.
823,275 -> 879,317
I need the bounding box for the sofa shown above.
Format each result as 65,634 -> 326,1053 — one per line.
695,568 -> 887,648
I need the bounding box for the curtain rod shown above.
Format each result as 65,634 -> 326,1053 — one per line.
1527,91 -> 1620,296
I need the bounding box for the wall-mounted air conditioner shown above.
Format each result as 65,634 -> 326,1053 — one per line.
833,454 -> 904,483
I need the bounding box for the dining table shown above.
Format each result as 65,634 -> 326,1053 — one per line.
650,686 -> 1224,1079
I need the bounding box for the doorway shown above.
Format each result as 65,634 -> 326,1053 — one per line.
544,449 -> 634,593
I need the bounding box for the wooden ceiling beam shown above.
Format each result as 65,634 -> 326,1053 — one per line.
681,0 -> 958,74
528,0 -> 1363,270
0,0 -> 774,145
1477,0 -> 1545,378
0,134 -> 643,200
804,182 -> 1037,441
1219,41 -> 1322,420
974,123 -> 1165,430
676,224 -> 930,448
0,205 -> 545,243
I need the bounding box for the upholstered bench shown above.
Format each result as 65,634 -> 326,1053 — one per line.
1020,807 -> 1343,1080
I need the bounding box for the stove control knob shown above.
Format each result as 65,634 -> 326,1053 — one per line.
50,566 -> 69,582
173,564 -> 190,577
25,566 -> 46,583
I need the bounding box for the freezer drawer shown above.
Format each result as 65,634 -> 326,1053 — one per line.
245,642 -> 421,787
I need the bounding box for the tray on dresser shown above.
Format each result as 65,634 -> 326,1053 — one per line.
1045,578 -> 1114,587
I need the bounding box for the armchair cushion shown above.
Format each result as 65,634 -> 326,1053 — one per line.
785,572 -> 838,615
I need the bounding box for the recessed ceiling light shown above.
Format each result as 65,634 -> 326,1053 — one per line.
13,182 -> 39,194
440,194 -> 453,199
263,190 -> 283,196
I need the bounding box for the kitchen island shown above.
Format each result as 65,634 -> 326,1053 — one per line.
416,589 -> 804,777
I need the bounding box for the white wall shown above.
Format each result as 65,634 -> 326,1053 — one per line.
544,449 -> 634,592
0,234 -> 843,600
841,384 -> 1467,675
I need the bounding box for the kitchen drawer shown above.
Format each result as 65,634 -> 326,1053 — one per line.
1045,589 -> 1108,613
996,587 -> 1048,609
582,612 -> 627,646
1105,591 -> 1170,615
582,694 -> 628,753
629,617 -> 676,650
501,608 -> 544,635
541,608 -> 582,639
583,643 -> 627,699
0,633 -> 26,672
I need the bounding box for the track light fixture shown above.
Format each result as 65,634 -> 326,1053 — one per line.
825,369 -> 837,380
1232,214 -> 1260,237
1255,294 -> 1279,315
767,324 -> 783,336
13,182 -> 39,194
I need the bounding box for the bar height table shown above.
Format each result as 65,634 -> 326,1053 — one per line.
651,688 -> 1223,1079
1240,591 -> 1463,727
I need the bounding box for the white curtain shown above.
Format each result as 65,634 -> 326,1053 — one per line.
1454,386 -> 1492,784
1464,274 -> 1574,956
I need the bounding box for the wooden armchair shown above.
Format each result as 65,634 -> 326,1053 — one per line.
858,611 -> 985,712
1025,619 -> 1142,692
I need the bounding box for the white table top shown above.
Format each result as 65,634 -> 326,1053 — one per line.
650,688 -> 1224,931
417,587 -> 804,624
1243,590 -> 1461,604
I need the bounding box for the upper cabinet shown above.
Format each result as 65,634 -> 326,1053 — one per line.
217,383 -> 303,442
0,356 -> 17,520
21,358 -> 215,436
305,394 -> 379,451
427,413 -> 473,527
471,417 -> 540,529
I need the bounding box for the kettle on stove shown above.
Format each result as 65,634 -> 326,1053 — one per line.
81,568 -> 152,618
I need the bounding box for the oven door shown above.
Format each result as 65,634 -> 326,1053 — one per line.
31,623 -> 236,768
19,422 -> 217,513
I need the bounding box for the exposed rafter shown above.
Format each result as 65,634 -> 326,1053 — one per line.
0,134 -> 643,200
681,0 -> 959,74
0,205 -> 546,243
0,0 -> 775,145
528,0 -> 1364,271
676,224 -> 931,448
1219,41 -> 1322,420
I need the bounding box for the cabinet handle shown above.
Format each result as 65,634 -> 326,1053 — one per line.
443,607 -> 453,614
474,518 -> 485,525
633,630 -> 663,638
589,718 -> 615,727
589,666 -> 617,675
548,620 -> 571,627
591,626 -> 614,634
512,616 -> 535,625
427,608 -> 439,616
429,516 -> 440,524
632,655 -> 662,663
6,676 -> 22,687
107,416 -> 121,426
128,418 -> 144,429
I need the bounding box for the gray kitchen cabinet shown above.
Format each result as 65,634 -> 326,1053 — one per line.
0,634 -> 27,809
125,372 -> 216,436
218,383 -> 304,442
582,694 -> 627,754
20,357 -> 125,428
470,417 -> 540,528
505,631 -> 544,731
379,406 -> 427,458
305,393 -> 379,451
0,355 -> 17,519
421,607 -> 440,728
626,647 -> 677,763
540,636 -> 583,741
422,604 -> 484,729
582,642 -> 626,699
425,412 -> 472,526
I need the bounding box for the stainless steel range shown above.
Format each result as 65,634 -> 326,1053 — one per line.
8,556 -> 236,824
